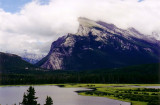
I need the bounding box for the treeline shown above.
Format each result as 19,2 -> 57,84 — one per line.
0,71 -> 159,85
0,63 -> 159,85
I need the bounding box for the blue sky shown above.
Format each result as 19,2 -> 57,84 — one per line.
0,0 -> 50,13
0,0 -> 32,13
0,0 -> 144,13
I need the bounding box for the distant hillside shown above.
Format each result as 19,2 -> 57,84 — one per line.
94,63 -> 160,74
0,52 -> 33,72
117,63 -> 159,73
82,63 -> 160,83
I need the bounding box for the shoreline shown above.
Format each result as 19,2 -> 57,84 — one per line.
0,83 -> 159,105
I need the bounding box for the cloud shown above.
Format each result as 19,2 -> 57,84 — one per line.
0,0 -> 160,55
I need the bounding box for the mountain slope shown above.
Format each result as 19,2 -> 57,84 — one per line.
0,52 -> 33,72
37,17 -> 160,70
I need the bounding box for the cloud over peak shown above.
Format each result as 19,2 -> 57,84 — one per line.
0,0 -> 159,55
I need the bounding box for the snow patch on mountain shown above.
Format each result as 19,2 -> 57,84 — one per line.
20,50 -> 45,64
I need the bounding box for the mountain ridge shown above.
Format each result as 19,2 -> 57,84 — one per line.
37,17 -> 160,70
0,52 -> 33,72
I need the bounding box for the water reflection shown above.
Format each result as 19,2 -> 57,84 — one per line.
0,85 -> 130,105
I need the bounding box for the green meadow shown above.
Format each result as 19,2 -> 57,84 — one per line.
59,84 -> 160,105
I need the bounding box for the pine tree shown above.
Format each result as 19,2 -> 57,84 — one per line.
22,93 -> 27,105
21,86 -> 39,105
44,96 -> 53,105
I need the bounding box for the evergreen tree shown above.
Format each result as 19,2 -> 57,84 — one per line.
21,86 -> 39,105
22,93 -> 27,105
44,96 -> 53,105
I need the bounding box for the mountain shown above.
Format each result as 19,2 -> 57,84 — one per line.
21,51 -> 45,64
37,17 -> 160,70
0,52 -> 33,72
150,31 -> 160,41
0,50 -> 45,64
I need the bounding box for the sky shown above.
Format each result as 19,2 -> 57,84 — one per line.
0,0 -> 160,56
0,0 -> 50,13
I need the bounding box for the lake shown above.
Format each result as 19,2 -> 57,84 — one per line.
0,85 -> 130,105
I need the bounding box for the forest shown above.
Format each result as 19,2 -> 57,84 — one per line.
0,63 -> 159,85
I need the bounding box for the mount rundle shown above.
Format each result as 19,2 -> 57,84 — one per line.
37,17 -> 160,70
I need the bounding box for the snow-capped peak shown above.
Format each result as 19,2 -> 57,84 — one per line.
151,31 -> 160,40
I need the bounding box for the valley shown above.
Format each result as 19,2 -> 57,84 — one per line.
0,17 -> 160,105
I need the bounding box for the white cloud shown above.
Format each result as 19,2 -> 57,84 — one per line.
0,0 -> 160,55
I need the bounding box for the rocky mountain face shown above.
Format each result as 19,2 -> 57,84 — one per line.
37,17 -> 160,70
0,52 -> 33,72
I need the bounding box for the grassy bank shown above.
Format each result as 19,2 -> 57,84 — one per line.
59,84 -> 160,105
1,83 -> 160,87
57,83 -> 160,87
0,84 -> 160,105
